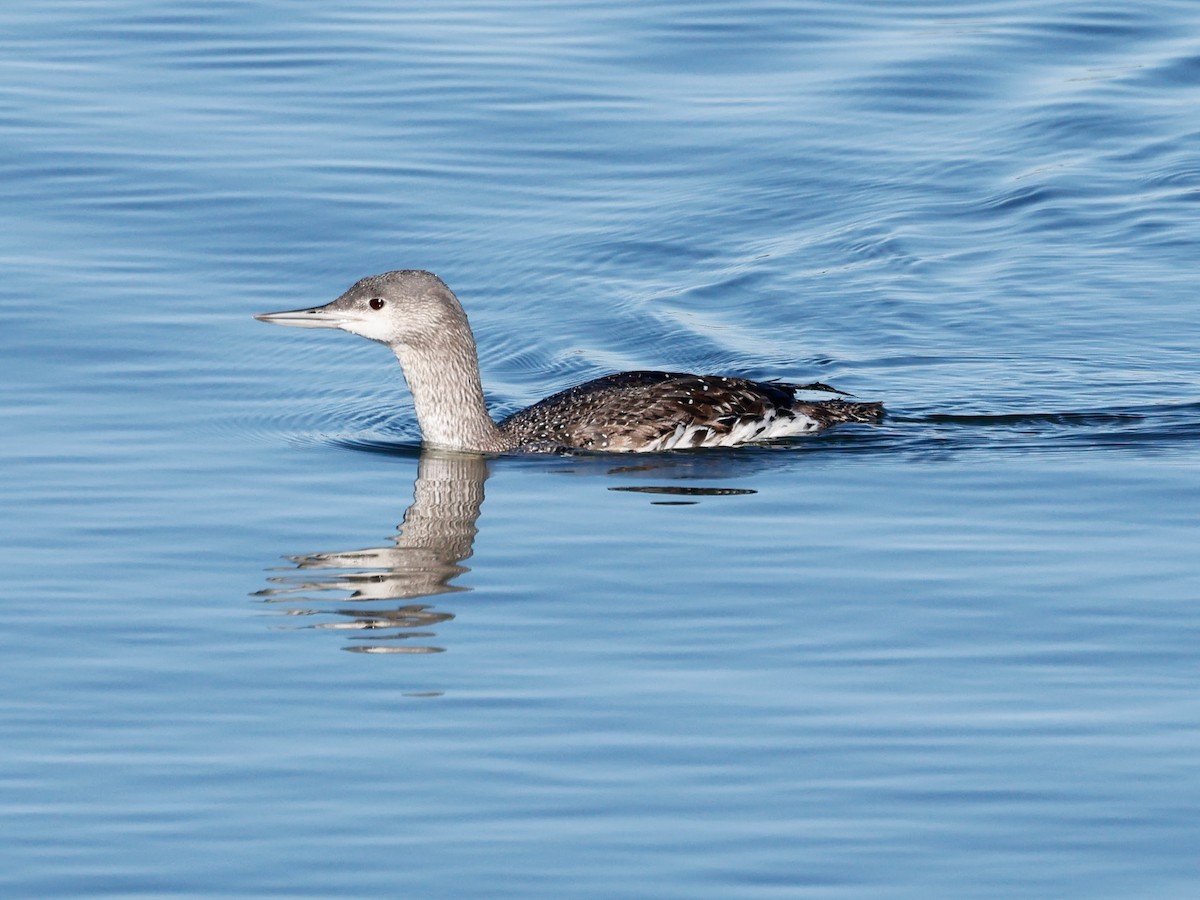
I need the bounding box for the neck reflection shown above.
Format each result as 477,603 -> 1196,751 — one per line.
256,449 -> 489,654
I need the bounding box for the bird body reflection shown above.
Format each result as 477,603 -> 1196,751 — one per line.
256,451 -> 488,653
255,448 -> 768,655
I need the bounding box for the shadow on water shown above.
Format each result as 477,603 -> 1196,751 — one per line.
256,399 -> 1197,653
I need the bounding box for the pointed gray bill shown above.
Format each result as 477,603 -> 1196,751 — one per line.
254,304 -> 349,329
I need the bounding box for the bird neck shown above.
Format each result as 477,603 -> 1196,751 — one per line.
391,334 -> 506,453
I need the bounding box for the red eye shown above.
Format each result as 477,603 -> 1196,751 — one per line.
369,298 -> 385,310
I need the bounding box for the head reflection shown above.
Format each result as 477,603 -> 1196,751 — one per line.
255,450 -> 488,653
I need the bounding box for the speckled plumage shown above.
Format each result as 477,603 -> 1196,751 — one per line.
256,270 -> 883,454
499,371 -> 882,451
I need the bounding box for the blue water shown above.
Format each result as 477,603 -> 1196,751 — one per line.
3,1 -> 1199,896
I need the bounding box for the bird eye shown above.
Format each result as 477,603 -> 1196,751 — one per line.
369,298 -> 385,310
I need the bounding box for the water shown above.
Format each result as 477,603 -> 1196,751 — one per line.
2,1 -> 1199,896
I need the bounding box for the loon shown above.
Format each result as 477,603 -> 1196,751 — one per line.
255,270 -> 882,453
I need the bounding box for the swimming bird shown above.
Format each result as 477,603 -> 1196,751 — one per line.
255,270 -> 882,453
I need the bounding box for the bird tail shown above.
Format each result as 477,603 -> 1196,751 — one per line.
800,399 -> 885,427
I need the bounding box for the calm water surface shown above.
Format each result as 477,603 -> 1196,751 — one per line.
2,1 -> 1199,896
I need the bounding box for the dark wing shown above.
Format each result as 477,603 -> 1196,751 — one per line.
498,371 -> 801,451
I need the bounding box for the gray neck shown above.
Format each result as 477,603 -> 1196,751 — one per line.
391,334 -> 508,453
